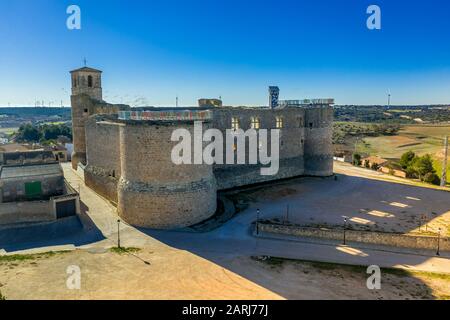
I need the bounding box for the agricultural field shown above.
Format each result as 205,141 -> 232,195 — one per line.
0,127 -> 18,135
356,125 -> 450,181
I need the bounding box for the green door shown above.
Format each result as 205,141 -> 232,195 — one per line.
25,181 -> 42,200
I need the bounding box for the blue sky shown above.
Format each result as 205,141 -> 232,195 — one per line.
1,0 -> 450,107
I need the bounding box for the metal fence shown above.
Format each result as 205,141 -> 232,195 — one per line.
118,110 -> 213,122
278,99 -> 335,106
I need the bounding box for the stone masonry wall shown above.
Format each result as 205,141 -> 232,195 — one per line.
85,116 -> 122,203
260,223 -> 450,252
0,201 -> 54,226
212,107 -> 308,190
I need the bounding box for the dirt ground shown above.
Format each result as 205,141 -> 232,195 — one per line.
1,249 -> 449,300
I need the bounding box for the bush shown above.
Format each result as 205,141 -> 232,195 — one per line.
364,160 -> 370,168
423,173 -> 441,185
0,290 -> 5,300
353,153 -> 362,166
405,166 -> 417,178
371,163 -> 380,171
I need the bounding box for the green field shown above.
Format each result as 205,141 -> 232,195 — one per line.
0,127 -> 19,135
356,125 -> 450,181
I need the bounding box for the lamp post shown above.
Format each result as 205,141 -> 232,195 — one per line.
117,219 -> 121,249
343,217 -> 348,245
256,209 -> 260,235
437,228 -> 441,256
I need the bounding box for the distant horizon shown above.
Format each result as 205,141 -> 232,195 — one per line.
1,0 -> 450,106
1,103 -> 450,109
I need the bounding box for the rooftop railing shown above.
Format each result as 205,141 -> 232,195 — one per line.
118,110 -> 213,121
278,99 -> 335,106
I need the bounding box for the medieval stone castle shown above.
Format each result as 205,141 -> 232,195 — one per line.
70,66 -> 334,230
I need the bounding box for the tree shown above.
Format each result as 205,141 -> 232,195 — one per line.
16,124 -> 41,142
15,123 -> 72,144
41,124 -> 72,141
410,154 -> 435,180
400,151 -> 416,169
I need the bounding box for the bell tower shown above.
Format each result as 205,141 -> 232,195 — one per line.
70,66 -> 103,169
71,66 -> 103,101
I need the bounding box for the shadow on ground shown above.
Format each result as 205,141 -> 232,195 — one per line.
0,201 -> 105,252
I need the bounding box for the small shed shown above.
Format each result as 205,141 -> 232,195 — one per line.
0,163 -> 64,203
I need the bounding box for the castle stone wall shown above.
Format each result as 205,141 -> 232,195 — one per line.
85,116 -> 122,203
212,107 -> 306,190
71,93 -> 129,170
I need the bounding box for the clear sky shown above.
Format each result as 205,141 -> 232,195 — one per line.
1,0 -> 450,107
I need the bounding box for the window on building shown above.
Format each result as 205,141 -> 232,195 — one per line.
276,116 -> 283,129
298,117 -> 303,127
250,117 -> 260,129
84,108 -> 88,113
231,117 -> 240,131
88,75 -> 93,88
309,122 -> 313,129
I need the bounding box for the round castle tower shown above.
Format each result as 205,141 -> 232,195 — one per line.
117,111 -> 217,229
70,66 -> 103,169
304,106 -> 334,176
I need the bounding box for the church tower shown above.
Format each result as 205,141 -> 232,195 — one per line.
70,66 -> 103,169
